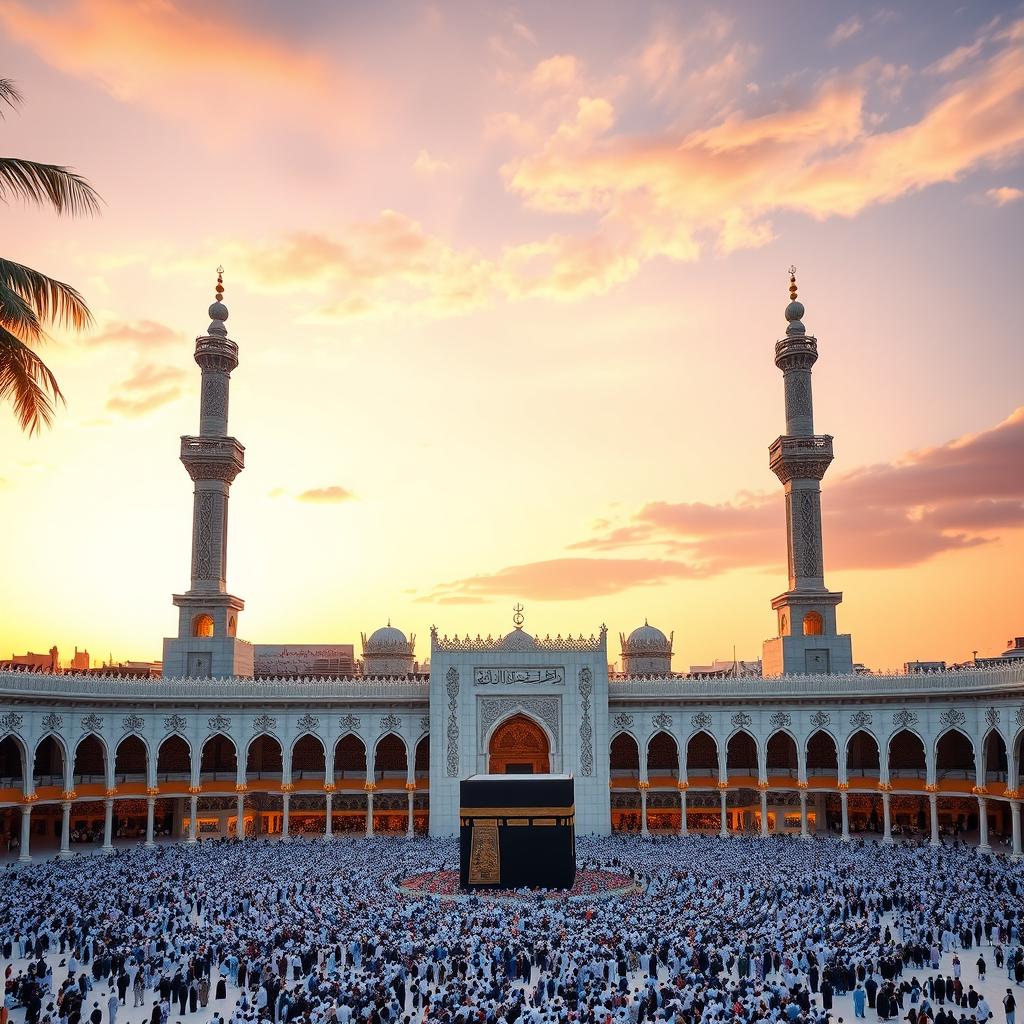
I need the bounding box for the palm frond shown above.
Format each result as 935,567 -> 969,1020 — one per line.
0,258 -> 93,331
0,324 -> 63,434
0,280 -> 43,341
0,79 -> 23,115
0,157 -> 101,215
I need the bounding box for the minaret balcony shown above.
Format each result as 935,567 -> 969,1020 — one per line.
774,335 -> 818,371
180,435 -> 245,483
195,335 -> 239,373
769,434 -> 833,484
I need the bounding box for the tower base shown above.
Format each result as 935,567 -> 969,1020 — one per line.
762,633 -> 853,677
162,635 -> 254,679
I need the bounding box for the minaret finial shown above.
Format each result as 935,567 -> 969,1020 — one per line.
784,265 -> 805,334
208,265 -> 229,334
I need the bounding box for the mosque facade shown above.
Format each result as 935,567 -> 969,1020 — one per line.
1,274 -> 1023,860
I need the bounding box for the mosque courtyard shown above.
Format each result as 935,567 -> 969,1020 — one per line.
2,834 -> 1022,1024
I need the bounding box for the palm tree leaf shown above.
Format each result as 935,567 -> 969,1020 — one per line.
0,79 -> 23,115
0,324 -> 63,434
0,258 -> 93,331
0,280 -> 43,340
0,157 -> 101,216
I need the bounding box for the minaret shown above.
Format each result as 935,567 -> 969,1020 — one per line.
162,269 -> 254,679
761,268 -> 853,676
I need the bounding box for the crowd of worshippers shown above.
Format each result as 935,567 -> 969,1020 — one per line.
2,834 -> 1023,1024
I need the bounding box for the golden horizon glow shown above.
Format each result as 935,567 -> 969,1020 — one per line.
2,1 -> 1023,670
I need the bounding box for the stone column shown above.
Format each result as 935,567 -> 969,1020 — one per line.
679,790 -> 687,835
977,796 -> 989,851
760,790 -> 769,836
281,793 -> 290,840
840,791 -> 850,841
406,787 -> 415,837
882,791 -> 892,844
59,801 -> 73,858
102,798 -> 114,853
19,805 -> 32,862
188,794 -> 198,842
366,789 -> 375,837
1010,801 -> 1022,859
719,789 -> 728,837
799,791 -> 809,838
640,786 -> 649,836
929,793 -> 940,847
145,797 -> 156,848
235,793 -> 245,841
325,792 -> 334,838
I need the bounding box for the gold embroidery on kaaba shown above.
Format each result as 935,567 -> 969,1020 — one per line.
460,805 -> 575,817
468,820 -> 500,884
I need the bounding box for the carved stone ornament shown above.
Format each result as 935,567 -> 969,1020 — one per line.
419,715 -> 430,734
479,696 -> 560,750
769,711 -> 792,729
810,710 -> 831,729
691,712 -> 713,730
939,708 -> 966,729
296,713 -> 319,733
892,709 -> 919,729
473,667 -> 565,686
652,711 -> 673,732
1017,706 -> 1024,728
339,714 -> 360,733
578,667 -> 594,777
849,710 -> 873,729
731,711 -> 752,729
252,713 -> 277,733
0,712 -> 24,733
380,713 -> 401,733
446,667 -> 460,777
613,712 -> 634,731
80,713 -> 103,732
41,712 -> 63,731
164,713 -> 187,733
985,707 -> 1000,729
122,713 -> 145,732
208,714 -> 231,733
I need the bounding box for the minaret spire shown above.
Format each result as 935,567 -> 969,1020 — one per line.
162,269 -> 253,679
762,269 -> 853,676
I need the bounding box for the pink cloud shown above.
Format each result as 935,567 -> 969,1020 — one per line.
86,320 -> 177,348
297,486 -> 356,504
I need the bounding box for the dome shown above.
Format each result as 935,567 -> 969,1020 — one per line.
365,624 -> 408,651
626,621 -> 670,650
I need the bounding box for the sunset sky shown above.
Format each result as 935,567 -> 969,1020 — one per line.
2,0 -> 1023,671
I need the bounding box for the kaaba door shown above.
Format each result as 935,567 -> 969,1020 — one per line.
488,714 -> 550,774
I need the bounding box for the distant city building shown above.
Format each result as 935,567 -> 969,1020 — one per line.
975,635 -> 1024,667
2,646 -> 59,672
904,661 -> 947,673
688,658 -> 763,678
69,647 -> 90,671
254,644 -> 356,679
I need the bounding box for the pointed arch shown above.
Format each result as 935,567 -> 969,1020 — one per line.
114,733 -> 149,783
245,734 -> 283,780
290,733 -> 326,781
373,733 -> 408,781
414,734 -> 429,779
934,728 -> 975,781
685,730 -> 719,775
982,728 -> 1007,786
888,728 -> 926,780
334,733 -> 367,779
199,732 -> 237,779
765,730 -> 798,776
726,730 -> 758,776
609,731 -> 640,777
156,734 -> 191,782
846,729 -> 880,777
490,714 -> 550,774
805,729 -> 838,775
73,733 -> 108,785
0,734 -> 27,790
646,730 -> 679,776
32,733 -> 67,789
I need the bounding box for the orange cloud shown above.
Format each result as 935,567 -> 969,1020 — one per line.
105,362 -> 185,418
106,388 -> 181,417
985,185 -> 1024,205
297,486 -> 356,504
86,320 -> 178,348
0,0 -> 369,139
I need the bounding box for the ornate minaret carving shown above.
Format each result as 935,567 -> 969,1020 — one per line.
762,269 -> 852,676
162,270 -> 253,679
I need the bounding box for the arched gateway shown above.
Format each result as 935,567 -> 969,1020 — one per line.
488,715 -> 550,774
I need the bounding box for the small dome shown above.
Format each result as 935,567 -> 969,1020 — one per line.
208,301 -> 229,322
785,300 -> 804,323
626,621 -> 670,648
366,624 -> 407,649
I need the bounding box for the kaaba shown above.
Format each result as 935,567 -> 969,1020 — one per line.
459,774 -> 576,890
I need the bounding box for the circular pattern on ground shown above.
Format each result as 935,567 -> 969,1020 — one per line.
396,868 -> 638,902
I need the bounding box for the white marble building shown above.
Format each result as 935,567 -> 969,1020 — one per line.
1,271 -> 1023,860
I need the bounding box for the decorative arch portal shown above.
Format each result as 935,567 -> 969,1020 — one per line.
488,714 -> 550,774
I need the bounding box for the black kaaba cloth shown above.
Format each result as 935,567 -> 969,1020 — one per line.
459,774 -> 576,890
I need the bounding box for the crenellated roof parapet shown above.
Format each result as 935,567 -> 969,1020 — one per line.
430,624 -> 607,654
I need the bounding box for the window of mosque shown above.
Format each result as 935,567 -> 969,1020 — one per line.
802,611 -> 824,636
193,614 -> 214,638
